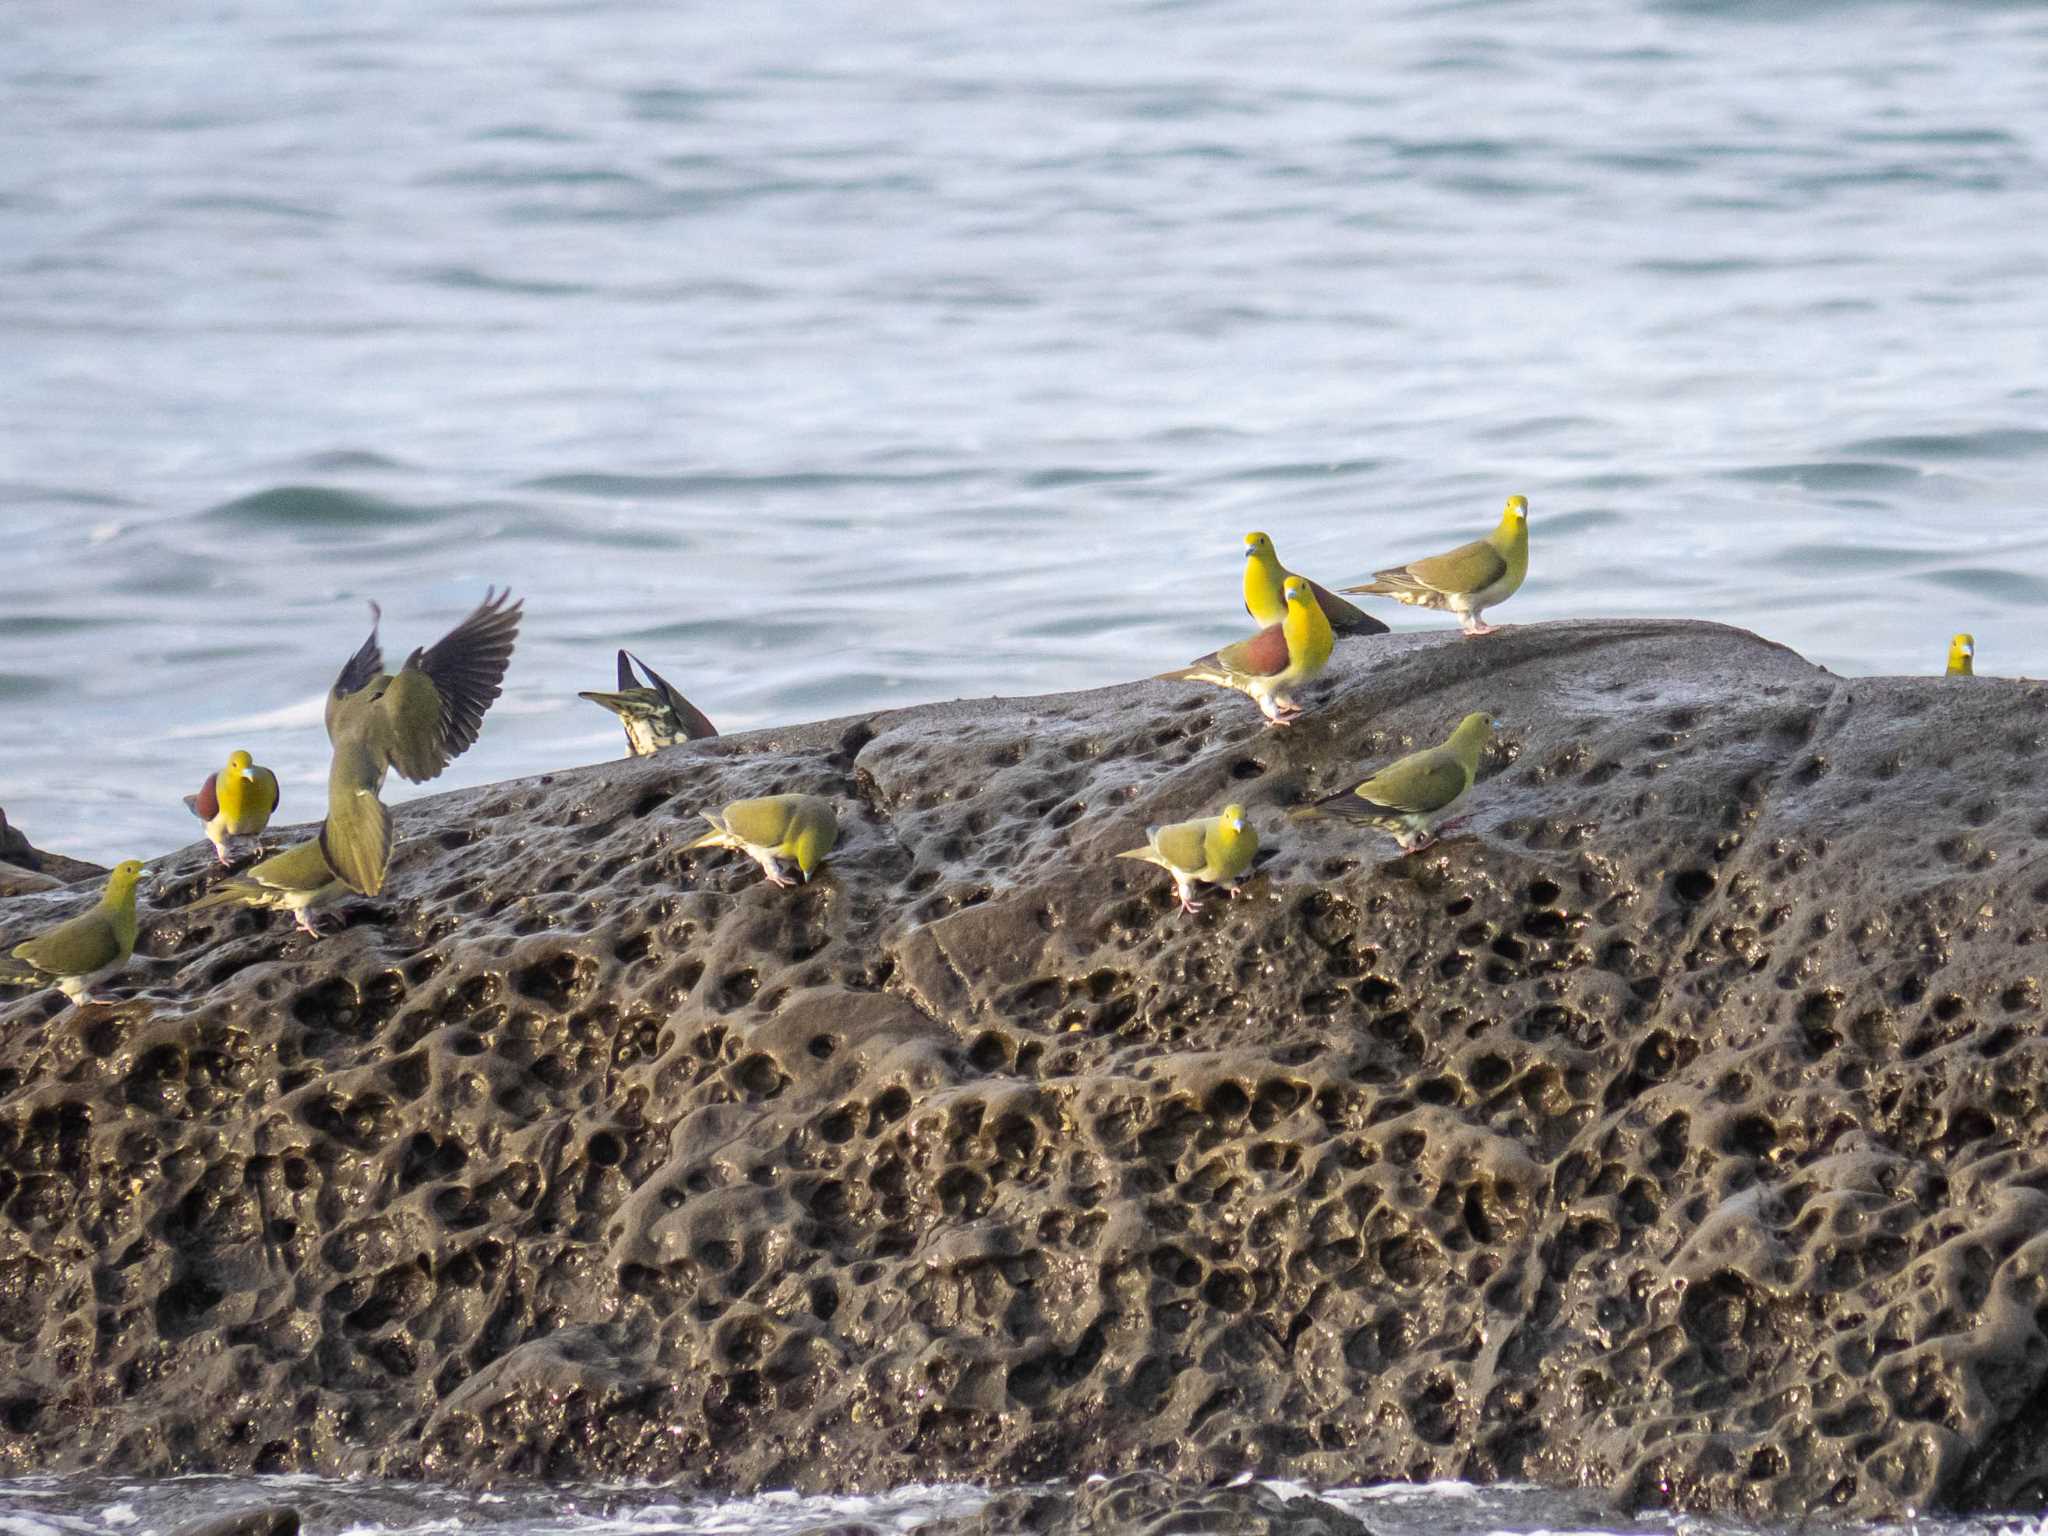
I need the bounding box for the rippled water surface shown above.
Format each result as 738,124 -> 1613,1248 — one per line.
0,1476 -> 2020,1536
4,0 -> 2047,863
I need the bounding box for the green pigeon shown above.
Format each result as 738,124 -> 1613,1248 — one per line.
184,748 -> 281,865
1243,532 -> 1385,637
580,649 -> 717,757
1343,496 -> 1529,635
1115,803 -> 1257,915
324,588 -> 522,896
687,794 -> 838,887
1158,575 -> 1337,726
1296,712 -> 1497,852
187,838 -> 348,936
0,859 -> 146,1006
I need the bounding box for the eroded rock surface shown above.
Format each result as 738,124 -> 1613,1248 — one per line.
3,619 -> 2048,1518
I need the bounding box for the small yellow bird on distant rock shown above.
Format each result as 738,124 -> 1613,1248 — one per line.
688,794 -> 839,887
1159,575 -> 1336,726
1343,496 -> 1529,635
0,859 -> 145,1007
184,749 -> 280,865
1242,532 -> 1387,637
1115,803 -> 1257,915
1947,634 -> 1975,676
1295,712 -> 1497,852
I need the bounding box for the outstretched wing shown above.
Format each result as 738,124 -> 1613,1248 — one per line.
189,773 -> 219,822
628,650 -> 718,741
385,588 -> 523,783
326,601 -> 386,740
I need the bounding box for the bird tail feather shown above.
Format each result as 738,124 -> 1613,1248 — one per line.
1298,786 -> 1398,826
187,883 -> 260,912
1342,569 -> 1427,597
321,791 -> 394,897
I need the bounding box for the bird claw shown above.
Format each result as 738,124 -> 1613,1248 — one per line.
1178,898 -> 1203,916
762,868 -> 796,888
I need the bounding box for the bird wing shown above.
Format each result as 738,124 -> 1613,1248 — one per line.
250,766 -> 281,818
1388,538 -> 1506,598
1211,621 -> 1291,679
1354,747 -> 1470,814
1306,580 -> 1388,636
326,602 -> 386,740
626,651 -> 717,741
1149,818 -> 1213,873
384,588 -> 523,782
321,743 -> 395,896
189,773 -> 219,822
12,906 -> 122,977
719,797 -> 798,849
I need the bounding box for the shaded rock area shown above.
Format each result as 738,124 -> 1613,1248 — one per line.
3,618 -> 2048,1518
165,1506 -> 302,1536
0,807 -> 105,894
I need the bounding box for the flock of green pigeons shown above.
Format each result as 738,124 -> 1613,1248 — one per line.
0,494 -> 1981,1009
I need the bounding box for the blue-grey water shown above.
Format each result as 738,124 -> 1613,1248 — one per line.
6,1 -> 2048,864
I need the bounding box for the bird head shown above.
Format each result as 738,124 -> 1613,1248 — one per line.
108,860 -> 146,898
1282,576 -> 1312,607
1221,803 -> 1248,835
1949,633 -> 1975,672
1244,531 -> 1275,560
1502,496 -> 1529,525
792,809 -> 835,882
1456,712 -> 1498,746
227,749 -> 255,778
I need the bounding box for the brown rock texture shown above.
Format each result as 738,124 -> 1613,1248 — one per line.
2,618 -> 2047,1518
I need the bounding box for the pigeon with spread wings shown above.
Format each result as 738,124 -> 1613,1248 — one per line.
323,589 -> 522,895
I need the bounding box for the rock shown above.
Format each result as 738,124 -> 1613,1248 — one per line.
914,1473 -> 1371,1534
0,807 -> 109,885
165,1507 -> 301,1536
0,863 -> 62,898
1,619 -> 2047,1517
